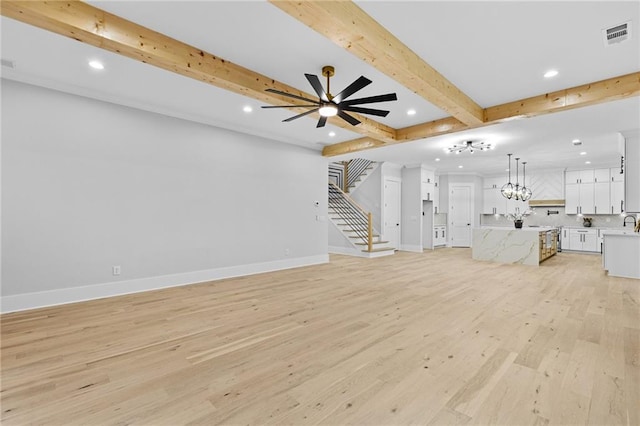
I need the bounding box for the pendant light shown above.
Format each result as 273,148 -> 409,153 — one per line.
513,157 -> 522,200
521,161 -> 532,201
501,154 -> 514,199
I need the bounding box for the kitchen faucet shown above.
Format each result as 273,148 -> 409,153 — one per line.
623,214 -> 637,227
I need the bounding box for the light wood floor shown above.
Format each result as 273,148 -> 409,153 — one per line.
1,249 -> 639,425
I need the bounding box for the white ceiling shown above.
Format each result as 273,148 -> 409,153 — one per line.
1,1 -> 639,176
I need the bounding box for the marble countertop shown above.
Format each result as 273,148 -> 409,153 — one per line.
562,226 -> 631,230
602,232 -> 640,238
479,226 -> 557,232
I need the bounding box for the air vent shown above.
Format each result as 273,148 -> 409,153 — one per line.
602,21 -> 631,46
1,58 -> 15,69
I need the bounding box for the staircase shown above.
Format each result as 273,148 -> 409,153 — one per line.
328,183 -> 395,257
328,158 -> 377,193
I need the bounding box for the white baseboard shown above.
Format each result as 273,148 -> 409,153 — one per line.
1,254 -> 329,313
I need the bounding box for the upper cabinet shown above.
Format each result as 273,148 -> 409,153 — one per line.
433,175 -> 441,214
482,176 -> 528,215
421,169 -> 435,202
611,167 -> 625,214
565,167 -> 624,215
593,169 -> 610,215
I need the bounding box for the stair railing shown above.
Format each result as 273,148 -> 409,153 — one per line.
328,158 -> 374,193
328,183 -> 374,251
346,158 -> 373,189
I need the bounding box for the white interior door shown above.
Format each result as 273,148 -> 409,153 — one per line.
450,184 -> 473,247
384,179 -> 401,249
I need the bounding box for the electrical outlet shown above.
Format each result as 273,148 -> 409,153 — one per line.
112,265 -> 121,276
284,248 -> 290,256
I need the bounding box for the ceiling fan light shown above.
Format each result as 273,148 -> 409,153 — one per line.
319,104 -> 338,117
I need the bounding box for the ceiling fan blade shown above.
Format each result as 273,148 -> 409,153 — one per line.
305,74 -> 329,102
316,116 -> 328,128
341,106 -> 390,117
266,88 -> 319,104
332,76 -> 372,104
283,108 -> 319,122
338,110 -> 361,126
340,93 -> 398,106
261,104 -> 318,109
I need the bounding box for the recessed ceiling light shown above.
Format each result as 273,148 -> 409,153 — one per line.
580,151 -> 587,156
407,109 -> 416,116
435,158 -> 440,162
458,165 -> 463,169
544,69 -> 558,78
243,105 -> 253,113
585,161 -> 591,164
328,131 -> 336,137
88,60 -> 104,70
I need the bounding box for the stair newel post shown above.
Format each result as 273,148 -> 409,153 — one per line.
367,212 -> 373,252
343,161 -> 349,193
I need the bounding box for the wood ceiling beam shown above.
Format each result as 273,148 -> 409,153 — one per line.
323,72 -> 640,157
485,72 -> 640,122
270,0 -> 485,126
1,1 -> 397,143
322,137 -> 386,157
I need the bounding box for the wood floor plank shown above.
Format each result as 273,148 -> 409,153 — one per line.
1,248 -> 637,425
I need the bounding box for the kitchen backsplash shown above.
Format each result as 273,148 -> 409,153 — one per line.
480,207 -> 639,229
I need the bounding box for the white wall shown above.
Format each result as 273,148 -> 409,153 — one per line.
400,167 -> 422,251
624,131 -> 640,212
1,80 -> 328,311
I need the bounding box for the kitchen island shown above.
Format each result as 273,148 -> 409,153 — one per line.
602,232 -> 640,279
472,226 -> 558,266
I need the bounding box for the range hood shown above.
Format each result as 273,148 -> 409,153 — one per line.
528,199 -> 565,207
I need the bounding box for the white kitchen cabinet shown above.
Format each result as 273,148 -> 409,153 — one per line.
610,167 -> 625,214
565,183 -> 579,215
565,169 -> 614,215
506,197 -> 529,215
580,170 -> 595,183
483,187 -> 505,214
482,177 -> 503,215
579,182 -> 595,214
594,168 -> 609,183
421,169 -> 436,202
566,170 -> 594,184
433,225 -> 447,246
568,228 -> 598,252
421,181 -> 435,201
611,167 -> 624,183
593,169 -> 610,215
483,177 -> 503,189
611,181 -> 624,214
594,181 -> 610,215
561,228 -> 571,251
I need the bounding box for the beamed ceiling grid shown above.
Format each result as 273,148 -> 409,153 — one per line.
2,0 -> 639,157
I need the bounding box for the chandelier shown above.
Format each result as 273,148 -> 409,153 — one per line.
446,140 -> 492,154
502,154 -> 532,201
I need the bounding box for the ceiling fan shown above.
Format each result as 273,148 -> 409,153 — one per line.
262,65 -> 398,128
